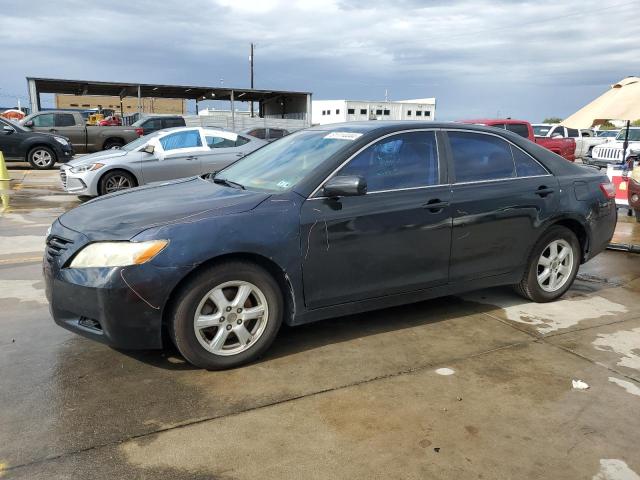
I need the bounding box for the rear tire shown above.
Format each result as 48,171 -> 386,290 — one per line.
514,226 -> 580,303
635,210 -> 640,223
169,262 -> 283,370
102,139 -> 124,150
27,146 -> 57,169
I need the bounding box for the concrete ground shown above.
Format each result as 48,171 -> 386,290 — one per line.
1,169 -> 640,479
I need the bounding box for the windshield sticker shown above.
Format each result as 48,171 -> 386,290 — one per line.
324,132 -> 363,141
277,180 -> 292,189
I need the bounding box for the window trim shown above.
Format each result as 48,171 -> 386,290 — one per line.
445,128 -> 551,185
308,128 -> 442,199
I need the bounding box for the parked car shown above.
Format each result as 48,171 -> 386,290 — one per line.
241,127 -> 290,142
60,127 -> 266,197
21,110 -> 141,153
532,124 -> 606,159
45,121 -> 617,369
588,128 -> 640,168
596,129 -> 620,140
460,119 -> 576,162
0,117 -> 73,169
131,115 -> 186,135
98,116 -> 122,126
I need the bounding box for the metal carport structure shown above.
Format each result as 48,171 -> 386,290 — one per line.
26,77 -> 312,129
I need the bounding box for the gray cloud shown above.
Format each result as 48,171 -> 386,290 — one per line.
0,0 -> 637,120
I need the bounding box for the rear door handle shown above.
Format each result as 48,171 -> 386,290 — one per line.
235,153 -> 244,157
185,156 -> 197,161
535,186 -> 555,197
423,199 -> 449,212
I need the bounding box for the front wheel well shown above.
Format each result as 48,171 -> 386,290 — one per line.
161,253 -> 295,338
550,219 -> 588,262
97,168 -> 139,193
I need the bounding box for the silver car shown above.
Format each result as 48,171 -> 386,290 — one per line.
60,127 -> 266,197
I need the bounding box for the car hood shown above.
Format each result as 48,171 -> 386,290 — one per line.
65,149 -> 130,167
58,176 -> 271,240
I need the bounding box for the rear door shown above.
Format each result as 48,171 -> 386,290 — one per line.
300,130 -> 452,308
140,129 -> 204,183
446,130 -> 559,282
199,132 -> 247,174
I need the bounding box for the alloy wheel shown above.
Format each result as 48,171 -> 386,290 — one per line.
536,239 -> 574,292
193,281 -> 269,356
104,175 -> 133,193
32,149 -> 53,167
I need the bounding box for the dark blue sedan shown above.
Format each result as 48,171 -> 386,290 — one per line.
44,122 -> 617,369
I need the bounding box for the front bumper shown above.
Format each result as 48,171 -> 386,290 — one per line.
60,165 -> 98,196
43,221 -> 191,349
54,143 -> 74,164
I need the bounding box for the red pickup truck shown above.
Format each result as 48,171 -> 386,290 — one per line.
459,119 -> 576,162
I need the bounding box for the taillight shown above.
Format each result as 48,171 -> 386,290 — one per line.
135,128 -> 144,136
599,182 -> 616,199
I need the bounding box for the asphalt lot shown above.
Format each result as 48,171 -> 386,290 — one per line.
1,168 -> 640,479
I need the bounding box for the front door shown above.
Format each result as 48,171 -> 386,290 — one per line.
52,113 -> 86,152
301,130 -> 452,309
446,130 -> 559,282
141,129 -> 203,184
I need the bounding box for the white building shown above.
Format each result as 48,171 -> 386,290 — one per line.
312,98 -> 436,125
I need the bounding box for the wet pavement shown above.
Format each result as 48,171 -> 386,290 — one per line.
1,170 -> 640,479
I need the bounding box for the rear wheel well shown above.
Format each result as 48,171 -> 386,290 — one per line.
161,253 -> 295,340
551,219 -> 588,262
102,137 -> 125,149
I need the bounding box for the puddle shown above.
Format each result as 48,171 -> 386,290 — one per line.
593,459 -> 640,480
608,377 -> 640,397
0,279 -> 47,304
464,291 -> 627,334
593,328 -> 640,371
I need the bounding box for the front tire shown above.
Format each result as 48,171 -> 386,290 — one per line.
515,226 -> 580,303
98,170 -> 136,195
169,262 -> 283,369
27,146 -> 57,169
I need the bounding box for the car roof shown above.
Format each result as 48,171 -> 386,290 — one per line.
307,120 -> 533,135
459,118 -> 531,125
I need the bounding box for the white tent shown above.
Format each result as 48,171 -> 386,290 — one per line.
562,77 -> 640,129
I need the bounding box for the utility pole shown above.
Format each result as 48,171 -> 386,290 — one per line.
250,42 -> 255,117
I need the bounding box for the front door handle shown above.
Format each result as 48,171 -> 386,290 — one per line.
535,186 -> 555,197
185,156 -> 197,161
235,153 -> 244,157
423,198 -> 449,213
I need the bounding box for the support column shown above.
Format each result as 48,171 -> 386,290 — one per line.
137,85 -> 142,114
27,78 -> 40,113
306,94 -> 312,127
230,90 -> 235,131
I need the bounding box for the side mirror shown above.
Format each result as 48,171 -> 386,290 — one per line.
323,175 -> 367,198
2,125 -> 14,134
23,120 -> 34,128
143,144 -> 155,154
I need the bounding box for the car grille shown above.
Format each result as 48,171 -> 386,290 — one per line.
60,170 -> 67,188
594,148 -> 622,161
46,235 -> 73,261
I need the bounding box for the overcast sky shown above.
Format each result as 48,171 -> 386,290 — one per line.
0,0 -> 637,120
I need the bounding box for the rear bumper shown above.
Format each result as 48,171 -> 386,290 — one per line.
586,200 -> 617,261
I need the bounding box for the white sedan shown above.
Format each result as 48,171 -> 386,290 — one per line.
60,127 -> 267,197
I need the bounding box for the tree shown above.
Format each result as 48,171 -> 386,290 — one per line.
599,121 -> 617,130
632,119 -> 640,127
542,117 -> 563,124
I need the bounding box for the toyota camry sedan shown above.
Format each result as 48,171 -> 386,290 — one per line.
60,127 -> 266,197
44,122 -> 617,369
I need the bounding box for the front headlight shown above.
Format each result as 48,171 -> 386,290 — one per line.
70,163 -> 105,173
69,240 -> 168,268
54,136 -> 69,145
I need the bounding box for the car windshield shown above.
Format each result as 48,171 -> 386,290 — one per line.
615,129 -> 640,142
533,125 -> 551,136
122,131 -> 162,151
215,129 -> 360,192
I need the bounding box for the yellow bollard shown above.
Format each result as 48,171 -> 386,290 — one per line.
0,151 -> 10,211
0,151 -> 8,181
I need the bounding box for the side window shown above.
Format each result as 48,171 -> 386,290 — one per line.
360,109 -> 367,115
55,114 -> 76,127
511,146 -> 548,177
566,128 -> 579,138
505,123 -> 530,138
235,136 -> 250,146
347,108 -> 355,114
163,118 -> 185,128
249,128 -> 266,139
160,130 -> 202,151
31,114 -> 55,127
144,119 -> 163,131
269,129 -> 285,139
491,123 -> 507,130
551,126 -> 565,137
449,131 -> 515,183
337,131 -> 439,191
206,135 -> 236,149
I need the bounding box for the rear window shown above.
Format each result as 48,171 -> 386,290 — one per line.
248,128 -> 266,139
163,118 -> 185,128
505,123 -> 530,138
449,131 -> 515,183
55,114 -> 76,127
